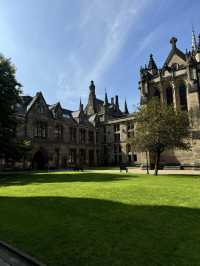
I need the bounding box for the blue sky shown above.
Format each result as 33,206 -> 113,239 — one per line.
0,0 -> 200,111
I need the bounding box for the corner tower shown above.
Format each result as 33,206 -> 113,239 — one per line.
85,80 -> 97,115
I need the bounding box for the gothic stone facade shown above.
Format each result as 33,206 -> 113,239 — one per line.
139,34 -> 200,168
13,32 -> 200,169
14,81 -> 137,169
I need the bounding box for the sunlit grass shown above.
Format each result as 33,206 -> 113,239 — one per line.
0,171 -> 200,266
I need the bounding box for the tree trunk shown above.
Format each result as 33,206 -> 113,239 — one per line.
145,151 -> 149,174
154,151 -> 160,176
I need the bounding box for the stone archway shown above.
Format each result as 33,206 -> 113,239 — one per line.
32,149 -> 48,170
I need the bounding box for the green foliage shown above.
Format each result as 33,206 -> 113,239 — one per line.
15,140 -> 32,161
0,171 -> 200,266
0,54 -> 22,159
130,98 -> 191,175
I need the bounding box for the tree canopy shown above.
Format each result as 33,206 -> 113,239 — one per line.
130,98 -> 191,175
0,54 -> 22,160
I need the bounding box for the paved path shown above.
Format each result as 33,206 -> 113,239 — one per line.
85,168 -> 200,175
0,241 -> 45,266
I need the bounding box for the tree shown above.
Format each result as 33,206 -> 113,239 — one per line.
15,140 -> 32,169
0,54 -> 22,162
130,98 -> 191,175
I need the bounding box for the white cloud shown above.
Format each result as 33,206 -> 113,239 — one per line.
57,0 -> 149,109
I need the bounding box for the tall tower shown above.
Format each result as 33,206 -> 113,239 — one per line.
86,80 -> 97,115
192,28 -> 197,51
148,54 -> 158,75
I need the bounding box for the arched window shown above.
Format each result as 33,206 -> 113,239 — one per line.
179,83 -> 188,111
166,87 -> 173,105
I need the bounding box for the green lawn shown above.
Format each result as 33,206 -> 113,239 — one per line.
0,171 -> 200,266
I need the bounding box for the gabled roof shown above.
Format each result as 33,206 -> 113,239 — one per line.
22,96 -> 33,106
72,110 -> 81,118
95,98 -> 104,104
15,96 -> 33,114
26,91 -> 48,113
71,109 -> 92,125
148,54 -> 158,70
62,108 -> 73,119
164,37 -> 186,66
26,92 -> 41,112
49,102 -> 64,119
88,113 -> 97,123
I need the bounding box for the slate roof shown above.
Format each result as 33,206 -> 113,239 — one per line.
148,54 -> 158,70
71,110 -> 80,118
26,92 -> 42,112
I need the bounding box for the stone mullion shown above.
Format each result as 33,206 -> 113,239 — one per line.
170,80 -> 178,109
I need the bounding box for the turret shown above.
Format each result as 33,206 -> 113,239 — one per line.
148,54 -> 158,75
104,89 -> 108,105
79,98 -> 84,112
124,99 -> 129,114
86,80 -> 97,115
115,95 -> 119,112
195,34 -> 200,62
89,80 -> 96,96
192,28 -> 197,51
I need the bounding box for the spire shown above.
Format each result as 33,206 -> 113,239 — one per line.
104,89 -> 108,105
115,95 -> 119,112
192,28 -> 197,51
79,97 -> 83,111
89,80 -> 95,93
124,99 -> 129,114
86,80 -> 96,115
148,54 -> 158,71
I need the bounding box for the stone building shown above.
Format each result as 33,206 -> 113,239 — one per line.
14,80 -> 136,169
9,31 -> 200,170
139,32 -> 200,168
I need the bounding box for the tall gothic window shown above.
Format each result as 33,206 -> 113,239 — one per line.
166,87 -> 173,105
179,83 -> 188,111
70,127 -> 77,143
88,131 -> 94,144
79,128 -> 86,144
69,149 -> 76,164
55,125 -> 63,140
79,149 -> 86,164
34,122 -> 47,138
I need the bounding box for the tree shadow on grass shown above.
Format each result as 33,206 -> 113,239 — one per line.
0,196 -> 200,266
0,172 -> 136,187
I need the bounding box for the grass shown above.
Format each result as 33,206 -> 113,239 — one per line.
0,171 -> 200,266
